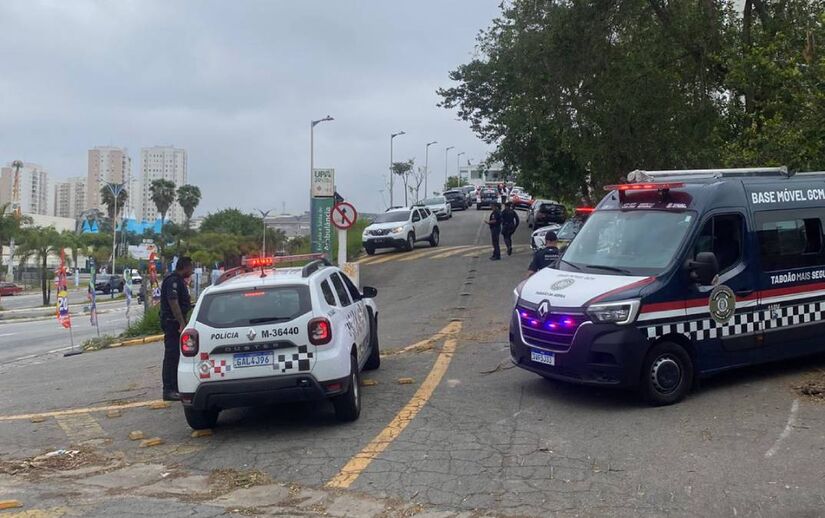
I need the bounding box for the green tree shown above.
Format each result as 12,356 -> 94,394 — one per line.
149,179 -> 177,224
0,203 -> 30,277
444,176 -> 468,190
199,209 -> 262,236
17,227 -> 65,305
391,160 -> 415,206
100,185 -> 128,222
176,184 -> 202,229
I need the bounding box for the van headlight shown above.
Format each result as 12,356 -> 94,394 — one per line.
586,300 -> 640,325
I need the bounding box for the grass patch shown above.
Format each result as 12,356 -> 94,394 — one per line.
82,335 -> 118,351
121,304 -> 162,338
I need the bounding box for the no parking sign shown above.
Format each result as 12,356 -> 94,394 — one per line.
330,202 -> 357,230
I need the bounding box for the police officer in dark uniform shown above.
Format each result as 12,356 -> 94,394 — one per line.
160,257 -> 194,401
501,202 -> 520,256
528,231 -> 561,276
486,203 -> 503,260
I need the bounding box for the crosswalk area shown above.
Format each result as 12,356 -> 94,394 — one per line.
356,244 -> 532,266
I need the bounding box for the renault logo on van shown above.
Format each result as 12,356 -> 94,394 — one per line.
247,329 -> 257,341
709,285 -> 736,324
538,300 -> 550,319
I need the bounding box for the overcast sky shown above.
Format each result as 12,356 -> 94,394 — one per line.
0,1 -> 500,216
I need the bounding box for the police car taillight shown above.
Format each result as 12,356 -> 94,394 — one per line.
308,317 -> 332,346
180,329 -> 199,357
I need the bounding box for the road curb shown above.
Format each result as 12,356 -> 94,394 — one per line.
108,334 -> 164,348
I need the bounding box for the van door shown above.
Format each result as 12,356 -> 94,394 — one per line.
754,209 -> 825,354
688,212 -> 761,353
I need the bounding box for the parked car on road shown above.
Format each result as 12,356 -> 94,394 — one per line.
528,200 -> 567,228
442,190 -> 468,211
0,282 -> 24,296
476,187 -> 499,210
416,196 -> 452,220
362,207 -> 440,255
178,255 -> 380,429
530,223 -> 563,250
510,189 -> 534,210
95,274 -> 125,294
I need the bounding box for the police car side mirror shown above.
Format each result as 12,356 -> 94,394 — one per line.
687,252 -> 719,286
362,286 -> 378,298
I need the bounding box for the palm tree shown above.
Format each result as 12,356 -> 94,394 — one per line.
0,203 -> 31,281
149,179 -> 177,225
100,185 -> 128,222
18,227 -> 64,305
176,184 -> 201,229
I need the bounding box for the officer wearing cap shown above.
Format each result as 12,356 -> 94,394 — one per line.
160,256 -> 194,401
528,231 -> 561,276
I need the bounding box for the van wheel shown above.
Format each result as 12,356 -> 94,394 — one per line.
405,233 -> 415,251
365,245 -> 375,256
184,406 -> 219,430
364,313 -> 380,370
429,228 -> 440,247
639,342 -> 693,406
333,355 -> 361,422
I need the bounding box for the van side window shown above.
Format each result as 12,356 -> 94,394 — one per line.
756,212 -> 824,271
330,273 -> 352,307
320,279 -> 337,306
694,214 -> 744,273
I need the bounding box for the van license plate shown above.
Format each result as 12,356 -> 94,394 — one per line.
530,350 -> 555,366
233,351 -> 273,369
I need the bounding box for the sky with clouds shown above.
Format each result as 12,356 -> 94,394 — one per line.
0,1 -> 501,216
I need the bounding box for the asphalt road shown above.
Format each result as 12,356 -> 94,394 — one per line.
0,285 -> 89,310
1,208 -> 824,517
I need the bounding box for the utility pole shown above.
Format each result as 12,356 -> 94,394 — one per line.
256,209 -> 273,256
424,141 -> 437,196
390,131 -> 405,207
456,152 -> 466,185
444,146 -> 454,190
7,160 -> 23,282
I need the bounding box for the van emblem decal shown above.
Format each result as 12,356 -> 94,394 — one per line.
538,300 -> 550,319
709,285 -> 736,324
247,328 -> 256,341
551,279 -> 575,291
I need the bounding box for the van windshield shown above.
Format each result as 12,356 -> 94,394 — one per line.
561,210 -> 695,276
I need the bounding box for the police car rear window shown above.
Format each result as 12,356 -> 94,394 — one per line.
197,286 -> 311,328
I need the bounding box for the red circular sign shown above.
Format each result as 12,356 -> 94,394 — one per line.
330,202 -> 357,230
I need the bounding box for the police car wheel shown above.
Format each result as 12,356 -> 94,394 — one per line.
364,313 -> 380,370
640,342 -> 693,406
365,245 -> 375,256
184,406 -> 219,430
333,355 -> 361,422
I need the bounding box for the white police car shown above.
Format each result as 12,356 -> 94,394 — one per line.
177,255 -> 379,429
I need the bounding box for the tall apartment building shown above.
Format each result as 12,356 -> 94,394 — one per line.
140,146 -> 187,224
53,176 -> 86,219
86,146 -> 132,214
0,162 -> 50,215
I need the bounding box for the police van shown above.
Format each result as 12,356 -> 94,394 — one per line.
177,255 -> 379,429
511,167 -> 825,405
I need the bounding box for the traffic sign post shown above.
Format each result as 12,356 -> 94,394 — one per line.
330,202 -> 357,266
311,168 -> 335,257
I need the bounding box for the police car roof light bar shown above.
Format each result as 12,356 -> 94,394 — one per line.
603,182 -> 685,192
627,167 -> 789,183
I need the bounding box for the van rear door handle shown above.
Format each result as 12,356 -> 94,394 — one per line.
735,289 -> 754,297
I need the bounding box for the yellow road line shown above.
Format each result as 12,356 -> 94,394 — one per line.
0,400 -> 165,422
396,246 -> 466,262
55,412 -> 106,442
431,246 -> 486,259
326,324 -> 462,489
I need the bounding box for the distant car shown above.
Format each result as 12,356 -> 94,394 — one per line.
442,190 -> 468,211
416,196 -> 452,220
476,188 -> 499,210
0,282 -> 24,296
95,274 -> 125,294
362,207 -> 440,254
126,269 -> 142,285
510,190 -> 534,210
530,223 -> 563,251
556,207 -> 594,250
528,201 -> 567,228
459,185 -> 476,204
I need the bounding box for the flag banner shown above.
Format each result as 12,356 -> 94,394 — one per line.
56,250 -> 71,329
89,263 -> 98,327
123,268 -> 133,318
149,252 -> 161,306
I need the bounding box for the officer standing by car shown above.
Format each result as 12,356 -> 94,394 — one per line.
527,231 -> 561,276
160,256 -> 194,401
486,203 -> 503,260
501,201 -> 520,256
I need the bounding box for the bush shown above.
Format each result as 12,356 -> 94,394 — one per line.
82,335 -> 117,352
121,304 -> 162,338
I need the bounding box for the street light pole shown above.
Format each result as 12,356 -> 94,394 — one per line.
456,152 -> 466,185
424,141 -> 437,196
444,146 -> 454,190
256,209 -> 273,256
390,131 -> 406,207
310,116 -> 334,197
105,182 -> 124,283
